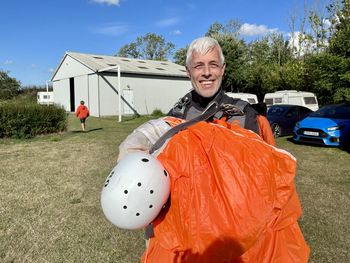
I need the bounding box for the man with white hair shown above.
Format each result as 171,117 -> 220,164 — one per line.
168,36 -> 274,145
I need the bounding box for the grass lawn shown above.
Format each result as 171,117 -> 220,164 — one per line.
0,114 -> 349,262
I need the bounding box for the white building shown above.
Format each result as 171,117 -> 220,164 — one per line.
51,52 -> 192,117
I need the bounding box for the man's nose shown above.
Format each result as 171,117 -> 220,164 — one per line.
202,65 -> 212,76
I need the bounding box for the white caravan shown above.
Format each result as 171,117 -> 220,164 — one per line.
37,91 -> 54,105
225,92 -> 258,104
263,90 -> 319,111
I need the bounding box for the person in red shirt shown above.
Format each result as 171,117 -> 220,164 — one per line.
75,100 -> 90,131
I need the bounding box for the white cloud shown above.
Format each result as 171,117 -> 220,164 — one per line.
239,23 -> 279,36
170,29 -> 182,35
156,17 -> 180,27
92,0 -> 120,6
91,23 -> 129,36
4,59 -> 13,65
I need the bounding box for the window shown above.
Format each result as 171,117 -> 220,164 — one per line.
267,106 -> 286,116
265,98 -> 273,105
121,58 -> 130,62
138,66 -> 148,69
274,98 -> 282,103
43,95 -> 48,99
161,62 -> 168,65
156,67 -> 165,71
304,97 -> 317,104
107,63 -> 117,66
93,56 -> 103,59
138,60 -> 146,63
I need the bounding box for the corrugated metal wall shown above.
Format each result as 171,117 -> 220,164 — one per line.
53,56 -> 192,116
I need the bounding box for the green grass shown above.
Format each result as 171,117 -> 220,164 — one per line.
0,115 -> 349,262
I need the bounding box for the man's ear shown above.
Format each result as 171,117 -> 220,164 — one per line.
221,63 -> 226,76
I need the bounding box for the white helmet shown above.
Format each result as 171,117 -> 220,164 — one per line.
101,152 -> 170,230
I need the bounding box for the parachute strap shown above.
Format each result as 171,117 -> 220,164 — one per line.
149,101 -> 220,154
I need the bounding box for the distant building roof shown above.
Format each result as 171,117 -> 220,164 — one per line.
54,51 -> 188,79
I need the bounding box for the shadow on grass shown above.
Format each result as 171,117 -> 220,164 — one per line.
71,128 -> 103,133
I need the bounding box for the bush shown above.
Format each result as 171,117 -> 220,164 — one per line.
151,108 -> 164,117
0,101 -> 67,138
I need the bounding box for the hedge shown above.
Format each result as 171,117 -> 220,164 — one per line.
0,101 -> 67,138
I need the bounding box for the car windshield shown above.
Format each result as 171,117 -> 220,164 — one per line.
309,104 -> 350,119
267,106 -> 287,116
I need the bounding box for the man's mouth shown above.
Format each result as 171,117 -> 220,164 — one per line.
200,80 -> 215,87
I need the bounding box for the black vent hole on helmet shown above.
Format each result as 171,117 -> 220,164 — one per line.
108,171 -> 114,178
141,158 -> 149,162
136,213 -> 140,216
150,190 -> 154,194
137,182 -> 142,187
104,180 -> 110,187
149,205 -> 153,208
163,170 -> 168,177
123,205 -> 127,209
124,190 -> 128,194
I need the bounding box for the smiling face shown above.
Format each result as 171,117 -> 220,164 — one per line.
186,46 -> 226,98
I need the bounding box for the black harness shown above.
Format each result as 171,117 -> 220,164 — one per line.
168,90 -> 260,134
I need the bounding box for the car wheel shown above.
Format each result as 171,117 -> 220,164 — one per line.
271,123 -> 282,138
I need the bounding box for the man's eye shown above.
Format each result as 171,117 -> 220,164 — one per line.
194,65 -> 204,69
210,64 -> 219,68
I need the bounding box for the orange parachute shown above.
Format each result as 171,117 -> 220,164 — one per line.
141,120 -> 309,263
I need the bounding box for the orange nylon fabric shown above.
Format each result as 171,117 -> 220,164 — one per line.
257,115 -> 276,146
141,121 -> 309,263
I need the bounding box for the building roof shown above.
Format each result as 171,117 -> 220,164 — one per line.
54,51 -> 188,79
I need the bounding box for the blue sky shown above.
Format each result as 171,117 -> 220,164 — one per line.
0,0 -> 330,86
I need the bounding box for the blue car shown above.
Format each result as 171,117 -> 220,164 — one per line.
267,105 -> 312,137
293,103 -> 350,147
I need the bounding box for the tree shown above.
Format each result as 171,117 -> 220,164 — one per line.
299,0 -> 350,104
328,0 -> 350,57
0,70 -> 21,100
205,21 -> 224,37
241,34 -> 297,100
270,33 -> 293,66
205,19 -> 242,39
173,46 -> 187,66
117,33 -> 175,61
216,35 -> 247,92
